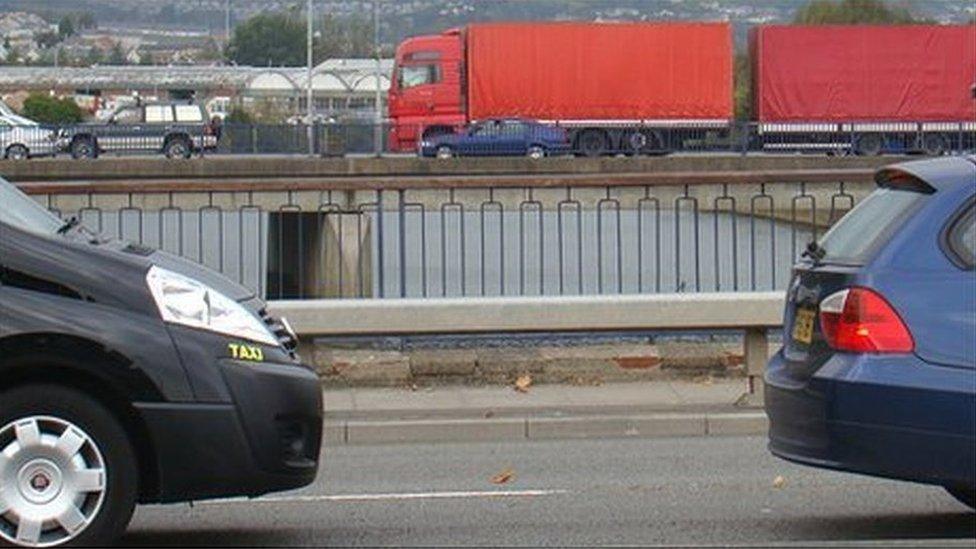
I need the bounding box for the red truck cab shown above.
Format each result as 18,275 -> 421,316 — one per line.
388,29 -> 465,152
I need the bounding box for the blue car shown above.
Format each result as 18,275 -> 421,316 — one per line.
421,119 -> 570,159
765,156 -> 976,510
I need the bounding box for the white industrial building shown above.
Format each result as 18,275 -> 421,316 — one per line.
0,58 -> 393,121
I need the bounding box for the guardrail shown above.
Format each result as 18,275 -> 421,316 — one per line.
270,291 -> 785,402
21,169 -> 877,302
2,120 -> 974,159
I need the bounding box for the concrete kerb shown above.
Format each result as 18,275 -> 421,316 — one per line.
323,411 -> 769,445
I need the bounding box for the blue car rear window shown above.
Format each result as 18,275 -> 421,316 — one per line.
818,188 -> 926,264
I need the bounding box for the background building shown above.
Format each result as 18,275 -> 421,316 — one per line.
0,58 -> 392,122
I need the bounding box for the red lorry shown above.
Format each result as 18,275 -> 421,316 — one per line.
387,22 -> 733,156
751,24 -> 976,155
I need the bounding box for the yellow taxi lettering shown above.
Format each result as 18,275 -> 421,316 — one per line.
229,343 -> 263,362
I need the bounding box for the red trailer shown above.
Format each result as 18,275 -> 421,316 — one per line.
388,22 -> 733,155
751,25 -> 976,155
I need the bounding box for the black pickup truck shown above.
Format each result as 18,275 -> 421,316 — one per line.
58,102 -> 220,159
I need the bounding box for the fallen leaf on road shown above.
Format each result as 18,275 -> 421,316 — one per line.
772,475 -> 786,488
514,374 -> 532,393
491,468 -> 516,485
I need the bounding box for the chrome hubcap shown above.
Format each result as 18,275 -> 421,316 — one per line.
0,417 -> 106,547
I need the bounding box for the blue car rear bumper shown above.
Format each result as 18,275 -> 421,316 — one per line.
765,351 -> 976,488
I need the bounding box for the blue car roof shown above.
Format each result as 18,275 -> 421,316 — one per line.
875,156 -> 976,194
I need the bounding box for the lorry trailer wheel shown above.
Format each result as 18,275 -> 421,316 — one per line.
576,130 -> 608,157
527,145 -> 546,160
922,134 -> 947,156
0,385 -> 138,548
854,134 -> 883,156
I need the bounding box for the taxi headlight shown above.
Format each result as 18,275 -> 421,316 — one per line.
146,265 -> 278,346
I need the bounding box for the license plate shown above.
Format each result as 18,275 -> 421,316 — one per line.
792,308 -> 816,344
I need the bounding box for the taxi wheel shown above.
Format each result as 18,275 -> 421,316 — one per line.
0,385 -> 137,548
946,487 -> 976,511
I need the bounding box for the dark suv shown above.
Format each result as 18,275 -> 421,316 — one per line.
0,177 -> 323,547
58,103 -> 219,159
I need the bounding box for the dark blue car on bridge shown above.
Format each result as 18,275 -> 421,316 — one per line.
765,156 -> 976,510
420,119 -> 571,159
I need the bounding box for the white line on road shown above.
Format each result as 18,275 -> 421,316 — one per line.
203,489 -> 570,506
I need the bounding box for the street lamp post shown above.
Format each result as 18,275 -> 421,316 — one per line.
373,0 -> 383,156
307,0 -> 314,156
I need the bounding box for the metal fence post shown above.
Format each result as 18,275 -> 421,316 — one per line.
376,190 -> 385,298
397,188 -> 407,298
736,327 -> 768,407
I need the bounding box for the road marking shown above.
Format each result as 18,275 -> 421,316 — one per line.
204,489 -> 569,506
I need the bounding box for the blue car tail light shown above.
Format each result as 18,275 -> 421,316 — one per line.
820,287 -> 915,354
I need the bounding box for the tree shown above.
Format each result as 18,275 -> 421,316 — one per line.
77,13 -> 97,30
21,94 -> 85,124
225,107 -> 254,124
733,53 -> 752,121
3,45 -> 23,66
793,0 -> 922,25
226,13 -> 306,66
86,46 -> 103,66
313,14 -> 375,62
107,42 -> 126,65
35,31 -> 61,50
58,16 -> 75,39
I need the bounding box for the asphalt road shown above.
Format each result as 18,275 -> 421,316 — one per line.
123,436 -> 975,547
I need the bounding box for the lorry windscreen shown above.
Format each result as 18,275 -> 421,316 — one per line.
0,177 -> 63,235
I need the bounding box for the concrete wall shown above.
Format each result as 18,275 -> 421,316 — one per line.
1,154 -> 907,183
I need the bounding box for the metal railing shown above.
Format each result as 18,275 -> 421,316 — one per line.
2,121 -> 974,159
23,169 -> 877,302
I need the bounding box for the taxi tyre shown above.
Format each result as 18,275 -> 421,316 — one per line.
0,385 -> 137,548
